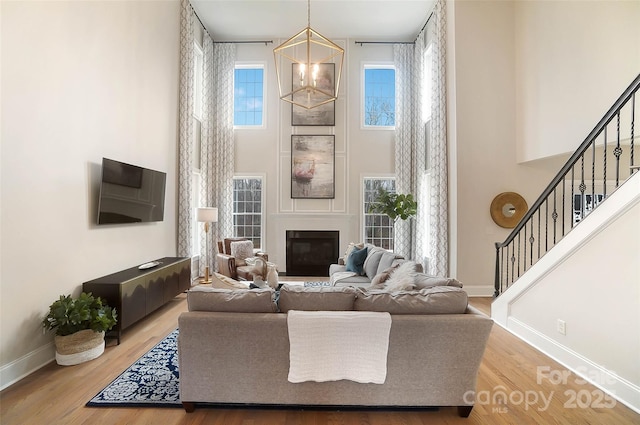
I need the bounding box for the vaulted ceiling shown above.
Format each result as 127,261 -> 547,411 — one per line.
190,0 -> 436,42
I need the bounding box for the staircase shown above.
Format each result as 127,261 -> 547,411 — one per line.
490,74 -> 640,413
493,73 -> 640,297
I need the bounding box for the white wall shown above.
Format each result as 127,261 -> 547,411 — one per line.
515,0 -> 640,163
234,40 -> 397,269
450,0 -> 557,295
0,0 -> 180,389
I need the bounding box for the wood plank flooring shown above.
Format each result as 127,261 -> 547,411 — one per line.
1,284 -> 639,425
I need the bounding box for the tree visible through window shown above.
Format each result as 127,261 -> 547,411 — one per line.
234,66 -> 264,126
233,177 -> 263,249
364,67 -> 395,127
364,178 -> 396,250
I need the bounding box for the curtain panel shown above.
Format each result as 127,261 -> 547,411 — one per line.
177,0 -> 194,258
199,39 -> 236,276
393,37 -> 426,263
428,0 -> 449,277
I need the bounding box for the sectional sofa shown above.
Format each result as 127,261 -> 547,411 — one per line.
178,284 -> 493,417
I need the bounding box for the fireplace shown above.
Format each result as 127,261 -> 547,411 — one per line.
286,230 -> 339,276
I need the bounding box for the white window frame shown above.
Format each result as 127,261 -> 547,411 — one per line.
362,176 -> 396,250
362,63 -> 396,130
234,63 -> 266,130
232,175 -> 265,249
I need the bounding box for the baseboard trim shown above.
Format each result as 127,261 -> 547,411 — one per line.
0,342 -> 55,391
464,285 -> 494,297
505,317 -> 640,414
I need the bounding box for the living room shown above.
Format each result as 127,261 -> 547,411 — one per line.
1,0 -> 639,423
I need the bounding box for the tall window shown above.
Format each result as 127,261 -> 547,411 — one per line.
363,66 -> 396,128
234,65 -> 264,127
233,177 -> 263,249
363,178 -> 396,250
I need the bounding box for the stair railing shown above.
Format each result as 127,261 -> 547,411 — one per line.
494,74 -> 640,297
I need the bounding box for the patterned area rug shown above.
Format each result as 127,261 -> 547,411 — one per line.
87,329 -> 181,408
304,281 -> 333,287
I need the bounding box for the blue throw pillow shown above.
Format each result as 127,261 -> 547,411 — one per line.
345,246 -> 368,275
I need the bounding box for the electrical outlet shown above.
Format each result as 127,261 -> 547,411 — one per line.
557,319 -> 566,335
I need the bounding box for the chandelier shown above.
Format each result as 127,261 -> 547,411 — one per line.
273,0 -> 344,110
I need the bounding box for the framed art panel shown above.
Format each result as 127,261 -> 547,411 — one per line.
291,63 -> 335,126
291,135 -> 335,199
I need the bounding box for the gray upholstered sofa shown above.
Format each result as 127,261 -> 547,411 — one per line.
178,285 -> 493,417
328,243 -> 423,287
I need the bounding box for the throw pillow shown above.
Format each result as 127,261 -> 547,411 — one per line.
384,261 -> 419,291
230,240 -> 254,260
345,246 -> 368,275
414,274 -> 463,289
362,248 -> 385,280
344,242 -> 365,260
369,264 -> 400,289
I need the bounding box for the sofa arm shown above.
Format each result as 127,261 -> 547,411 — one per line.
216,253 -> 237,279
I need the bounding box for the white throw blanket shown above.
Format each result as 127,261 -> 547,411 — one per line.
287,310 -> 392,384
329,271 -> 357,285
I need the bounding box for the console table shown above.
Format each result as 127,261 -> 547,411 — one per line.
82,257 -> 191,344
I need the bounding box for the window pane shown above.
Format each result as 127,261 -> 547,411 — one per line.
234,67 -> 264,126
363,178 -> 396,250
364,68 -> 395,127
233,177 -> 263,249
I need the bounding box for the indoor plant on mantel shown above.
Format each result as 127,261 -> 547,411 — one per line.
42,292 -> 117,366
368,187 -> 418,222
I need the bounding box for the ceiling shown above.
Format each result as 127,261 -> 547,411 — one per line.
190,0 -> 436,42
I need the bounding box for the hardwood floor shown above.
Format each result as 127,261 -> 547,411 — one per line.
2,283 -> 639,425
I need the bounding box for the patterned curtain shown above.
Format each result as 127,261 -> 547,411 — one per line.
200,37 -> 235,275
393,37 -> 426,262
428,0 -> 449,276
177,0 -> 194,258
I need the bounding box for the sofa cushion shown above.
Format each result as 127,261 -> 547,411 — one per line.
278,285 -> 357,312
187,287 -> 277,313
414,274 -> 463,289
362,247 -> 386,280
345,246 -> 368,275
354,286 -> 468,314
375,251 -> 404,276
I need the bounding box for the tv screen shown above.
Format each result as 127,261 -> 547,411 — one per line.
97,158 -> 167,225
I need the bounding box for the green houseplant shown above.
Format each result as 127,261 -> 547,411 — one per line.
368,187 -> 418,222
42,292 -> 117,365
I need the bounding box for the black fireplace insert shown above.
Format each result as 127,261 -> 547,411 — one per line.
286,230 -> 339,276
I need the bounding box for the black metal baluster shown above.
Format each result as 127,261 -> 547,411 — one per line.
537,209 -> 541,259
517,233 -> 521,278
523,225 -> 527,271
603,127 -> 607,197
529,219 -> 534,266
615,111 -> 622,187
545,198 -> 549,252
580,155 -> 586,222
561,174 -> 566,237
631,93 -> 635,171
571,167 -> 576,229
552,188 -> 558,245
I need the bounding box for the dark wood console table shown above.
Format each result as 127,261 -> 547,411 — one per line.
82,257 -> 191,344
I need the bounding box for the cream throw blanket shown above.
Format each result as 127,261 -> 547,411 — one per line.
287,310 -> 392,384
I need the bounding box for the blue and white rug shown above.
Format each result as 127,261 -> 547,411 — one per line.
304,281 -> 333,288
87,329 -> 181,408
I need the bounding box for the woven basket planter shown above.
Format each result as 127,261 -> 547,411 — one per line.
54,330 -> 105,366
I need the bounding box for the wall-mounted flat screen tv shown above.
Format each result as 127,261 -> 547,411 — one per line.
97,158 -> 167,225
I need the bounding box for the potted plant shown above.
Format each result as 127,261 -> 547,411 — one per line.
42,292 -> 117,366
368,187 -> 418,222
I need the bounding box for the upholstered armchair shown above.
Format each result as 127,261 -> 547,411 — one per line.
216,237 -> 268,281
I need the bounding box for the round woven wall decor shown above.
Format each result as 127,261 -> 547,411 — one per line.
490,192 -> 528,228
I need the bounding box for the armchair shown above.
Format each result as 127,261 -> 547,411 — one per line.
216,238 -> 269,281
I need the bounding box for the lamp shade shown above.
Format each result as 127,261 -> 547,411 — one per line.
197,207 -> 218,223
